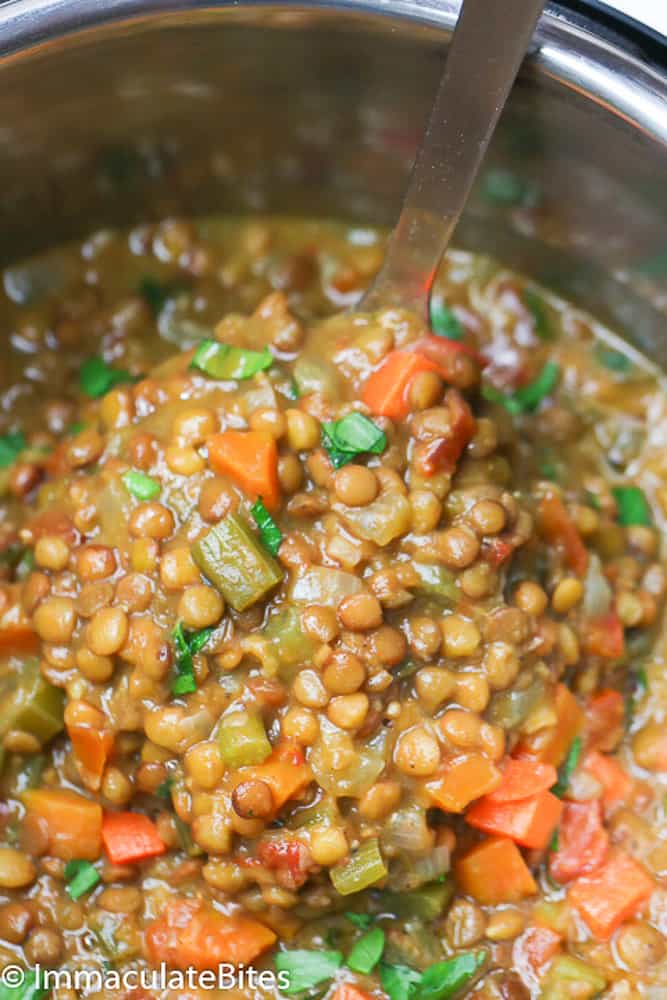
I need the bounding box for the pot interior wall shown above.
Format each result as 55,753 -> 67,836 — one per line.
0,7 -> 665,358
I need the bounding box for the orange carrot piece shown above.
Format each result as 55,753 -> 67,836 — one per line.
486,759 -> 558,803
68,725 -> 114,792
427,754 -> 502,813
549,799 -> 609,884
145,897 -> 276,970
584,751 -> 633,810
584,611 -> 625,660
466,789 -> 563,850
585,689 -> 625,752
102,811 -> 166,865
568,851 -> 654,939
207,430 -> 280,510
538,491 -> 588,575
331,988 -> 374,1000
22,788 -> 102,861
238,743 -> 311,810
514,925 -> 562,977
456,837 -> 537,905
0,586 -> 38,654
362,351 -> 445,420
516,683 -> 584,767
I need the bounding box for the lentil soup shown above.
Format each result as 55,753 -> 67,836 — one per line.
0,215 -> 666,1000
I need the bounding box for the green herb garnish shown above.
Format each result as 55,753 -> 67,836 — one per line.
155,778 -> 174,801
250,498 -> 283,556
345,912 -> 373,930
172,622 -> 215,696
322,412 -> 387,469
0,966 -> 48,1000
274,949 -> 343,995
612,485 -> 652,526
419,952 -> 486,1000
430,301 -> 463,341
482,361 -> 560,415
379,963 -> 423,1000
523,289 -> 552,340
138,276 -> 184,316
122,469 -> 161,501
190,339 -> 273,380
594,344 -> 632,373
79,357 -> 135,399
64,859 -> 100,900
0,432 -> 26,469
549,828 -> 560,854
553,735 -> 582,798
347,927 -> 385,975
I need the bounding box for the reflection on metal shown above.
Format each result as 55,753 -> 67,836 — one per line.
0,1 -> 663,358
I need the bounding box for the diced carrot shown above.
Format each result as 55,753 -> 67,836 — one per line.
466,789 -> 563,850
568,851 -> 654,939
549,800 -> 609,883
207,430 -> 280,510
516,683 -> 584,767
362,351 -> 445,420
486,759 -> 558,803
418,389 -> 477,476
538,491 -> 588,575
0,592 -> 38,655
331,987 -> 374,1000
145,897 -> 276,969
238,743 -> 311,810
427,754 -> 502,813
584,611 -> 625,660
68,725 -> 115,792
482,536 -> 515,567
455,837 -> 537,904
22,788 -> 102,861
584,751 -> 633,810
513,924 -> 562,977
585,689 -> 625,752
102,811 -> 166,865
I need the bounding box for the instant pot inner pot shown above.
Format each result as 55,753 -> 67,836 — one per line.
0,6 -> 664,357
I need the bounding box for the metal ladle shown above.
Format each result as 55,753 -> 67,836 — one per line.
359,0 -> 545,317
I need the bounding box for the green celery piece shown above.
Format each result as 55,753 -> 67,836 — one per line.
539,955 -> 607,1000
275,949 -> 343,995
0,432 -> 26,469
612,485 -> 652,526
218,709 -> 272,768
347,927 -> 385,975
191,513 -> 283,612
413,563 -> 459,603
122,469 -> 161,501
419,952 -> 486,1000
290,796 -> 340,829
174,814 -> 204,857
330,837 -> 388,895
191,339 -> 273,380
0,659 -> 64,745
381,880 -> 453,921
263,607 -> 317,679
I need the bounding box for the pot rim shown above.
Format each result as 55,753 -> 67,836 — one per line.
0,0 -> 664,144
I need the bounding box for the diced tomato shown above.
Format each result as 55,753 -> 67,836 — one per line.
419,389 -> 476,475
486,759 -> 558,804
513,924 -> 562,979
482,536 -> 515,567
549,799 -> 609,883
568,851 -> 654,939
466,789 -> 562,850
257,838 -> 312,890
584,612 -> 625,660
583,751 -> 633,811
585,689 -> 625,752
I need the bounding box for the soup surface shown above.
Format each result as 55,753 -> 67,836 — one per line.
0,216 -> 666,1000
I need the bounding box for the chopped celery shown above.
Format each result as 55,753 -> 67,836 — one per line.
191,339 -> 273,380
263,607 -> 316,678
174,815 -> 204,857
0,658 -> 64,745
539,955 -> 606,1000
381,880 -> 453,921
413,563 -> 459,603
487,675 -> 546,729
192,514 -> 283,612
330,837 -> 388,896
289,796 -> 340,829
217,709 -> 272,768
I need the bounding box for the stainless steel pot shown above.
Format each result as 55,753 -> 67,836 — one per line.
0,1 -> 664,356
